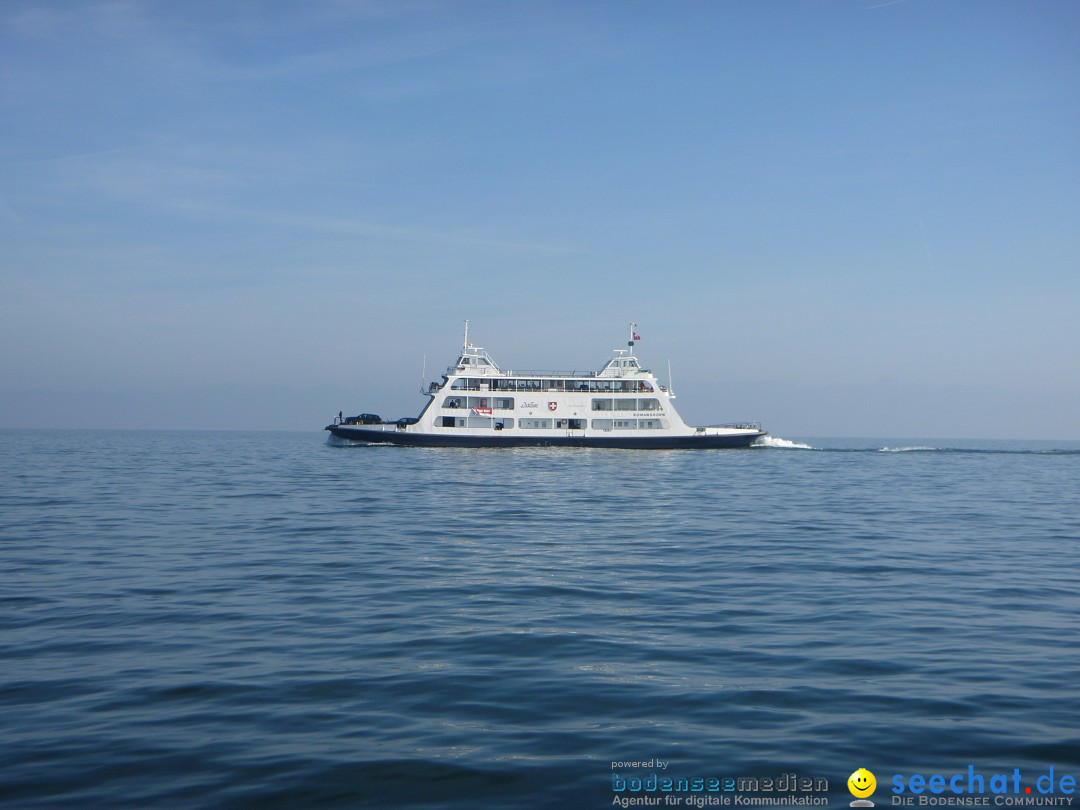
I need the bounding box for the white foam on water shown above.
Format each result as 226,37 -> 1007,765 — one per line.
754,436 -> 814,450
878,445 -> 938,452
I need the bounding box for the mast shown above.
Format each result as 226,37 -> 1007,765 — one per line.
628,322 -> 637,356
463,319 -> 470,351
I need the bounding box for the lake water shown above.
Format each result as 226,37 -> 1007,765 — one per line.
2,430 -> 1078,808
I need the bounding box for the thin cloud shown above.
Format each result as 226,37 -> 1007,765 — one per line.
32,148 -> 584,257
169,200 -> 586,255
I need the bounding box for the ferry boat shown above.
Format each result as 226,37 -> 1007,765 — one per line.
325,323 -> 766,449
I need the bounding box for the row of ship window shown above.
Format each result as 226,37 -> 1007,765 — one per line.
449,378 -> 654,393
438,417 -> 666,430
442,396 -> 661,411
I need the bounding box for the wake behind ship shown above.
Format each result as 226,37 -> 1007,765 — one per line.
325,324 -> 766,449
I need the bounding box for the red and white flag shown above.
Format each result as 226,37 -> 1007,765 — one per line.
632,331 -> 641,341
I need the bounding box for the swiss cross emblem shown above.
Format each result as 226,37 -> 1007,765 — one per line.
548,401 -> 558,412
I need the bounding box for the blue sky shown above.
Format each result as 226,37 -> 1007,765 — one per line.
2,1 -> 1078,438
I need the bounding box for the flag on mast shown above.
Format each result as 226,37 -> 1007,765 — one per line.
632,330 -> 641,341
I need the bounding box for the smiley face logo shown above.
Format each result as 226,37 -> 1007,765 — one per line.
848,768 -> 877,799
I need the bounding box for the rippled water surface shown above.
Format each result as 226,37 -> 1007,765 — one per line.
2,430 -> 1079,808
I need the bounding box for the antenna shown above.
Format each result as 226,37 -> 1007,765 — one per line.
463,319 -> 470,349
420,354 -> 427,395
668,358 -> 676,399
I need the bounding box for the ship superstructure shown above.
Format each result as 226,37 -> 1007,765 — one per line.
326,323 -> 765,449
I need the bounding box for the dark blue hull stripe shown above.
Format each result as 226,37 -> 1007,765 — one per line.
325,426 -> 765,449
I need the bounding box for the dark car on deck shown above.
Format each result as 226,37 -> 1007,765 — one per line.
343,413 -> 382,425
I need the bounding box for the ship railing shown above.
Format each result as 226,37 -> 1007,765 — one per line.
501,369 -> 601,377
501,369 -> 653,378
455,384 -> 656,393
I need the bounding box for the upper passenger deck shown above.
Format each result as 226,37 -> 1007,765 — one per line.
448,345 -> 649,380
